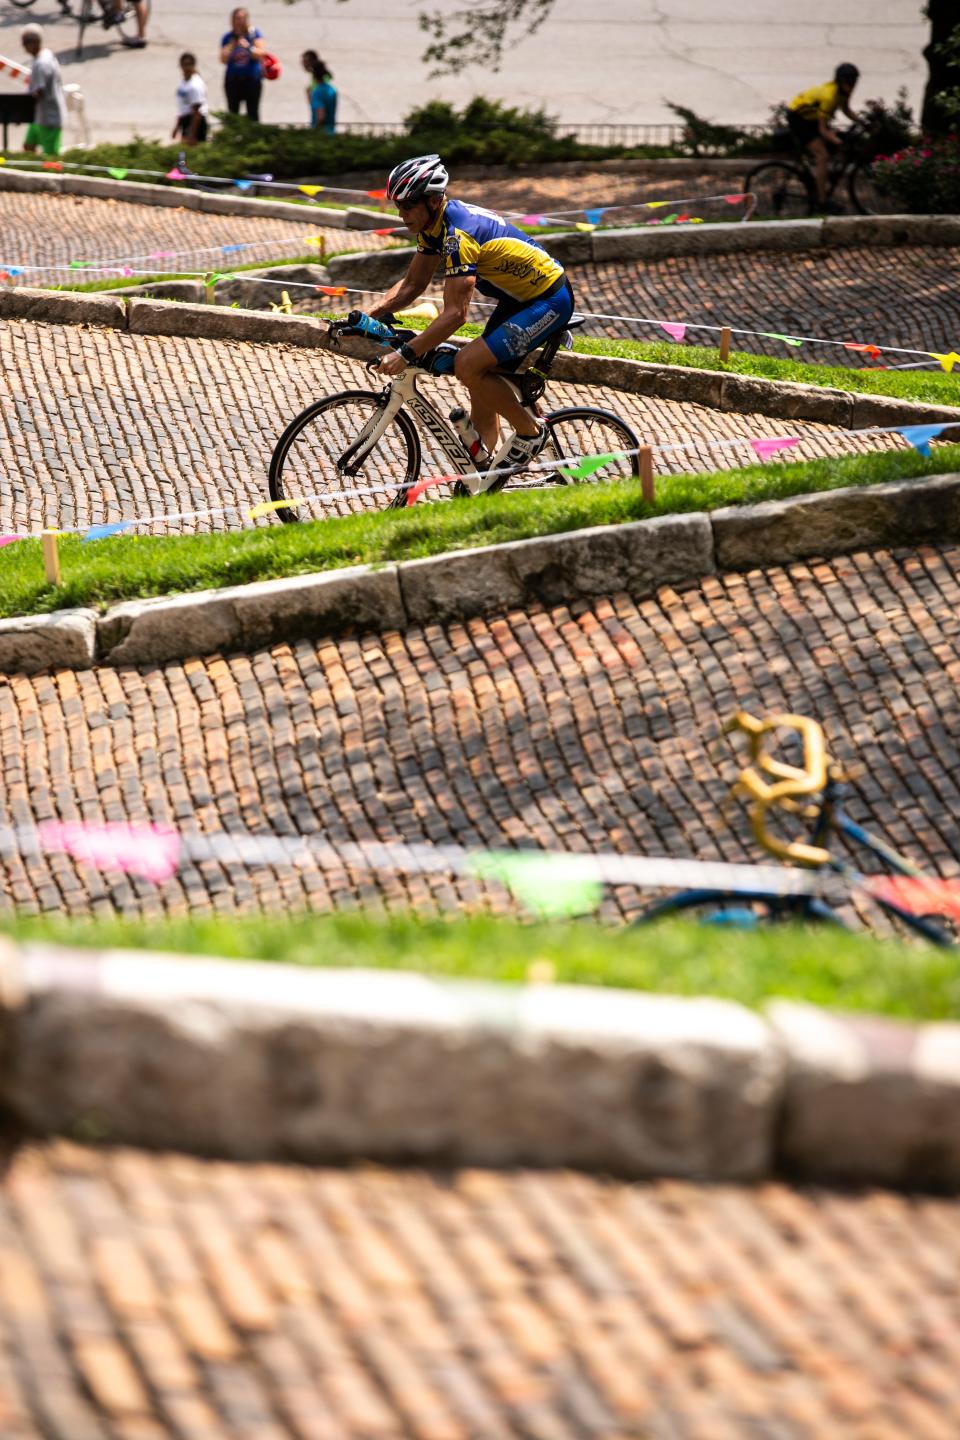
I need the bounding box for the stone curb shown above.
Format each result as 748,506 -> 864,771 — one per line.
4,164 -> 954,258
3,285 -> 958,433
3,941 -> 958,1187
2,473 -> 959,675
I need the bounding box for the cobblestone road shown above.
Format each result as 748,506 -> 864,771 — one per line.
1,192 -> 390,282
1,544 -> 957,919
0,1139 -> 956,1440
0,317 -> 917,534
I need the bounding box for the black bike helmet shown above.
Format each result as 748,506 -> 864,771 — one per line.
834,63 -> 860,86
386,154 -> 449,205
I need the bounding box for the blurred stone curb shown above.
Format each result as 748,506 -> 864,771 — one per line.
1,474 -> 959,673
1,941 -> 957,1187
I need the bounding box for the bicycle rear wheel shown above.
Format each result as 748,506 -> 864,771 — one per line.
541,407 -> 641,487
743,161 -> 815,218
8,0 -> 38,10
117,0 -> 149,41
267,389 -> 422,524
847,159 -> 901,216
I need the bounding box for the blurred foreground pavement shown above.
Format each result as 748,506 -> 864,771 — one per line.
0,1140 -> 956,1437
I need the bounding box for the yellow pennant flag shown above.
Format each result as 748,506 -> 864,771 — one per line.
304,236 -> 326,246
646,200 -> 668,208
248,498 -> 304,519
931,351 -> 960,373
299,185 -> 324,197
575,222 -> 595,231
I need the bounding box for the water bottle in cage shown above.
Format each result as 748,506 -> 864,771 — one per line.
347,310 -> 396,341
448,407 -> 487,461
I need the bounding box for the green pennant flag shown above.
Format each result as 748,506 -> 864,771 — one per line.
660,213 -> 680,225
763,332 -> 804,347
201,272 -> 233,286
108,167 -> 128,180
558,452 -> 616,481
469,853 -> 603,918
69,260 -> 92,270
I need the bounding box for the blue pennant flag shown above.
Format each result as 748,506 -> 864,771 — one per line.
896,423 -> 950,457
234,180 -> 254,191
83,521 -> 133,543
584,208 -> 605,226
7,267 -> 23,276
221,244 -> 246,253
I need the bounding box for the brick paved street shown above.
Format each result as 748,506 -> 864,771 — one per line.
0,192 -> 391,282
0,544 -> 957,919
0,316 -> 917,533
0,1139 -> 954,1439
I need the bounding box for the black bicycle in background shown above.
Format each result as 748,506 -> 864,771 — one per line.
744,121 -> 900,218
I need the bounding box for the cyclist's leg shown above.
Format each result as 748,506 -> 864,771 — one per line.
455,281 -> 574,454
807,136 -> 830,203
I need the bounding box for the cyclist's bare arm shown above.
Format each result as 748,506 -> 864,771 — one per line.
370,252 -> 439,322
376,274 -> 475,375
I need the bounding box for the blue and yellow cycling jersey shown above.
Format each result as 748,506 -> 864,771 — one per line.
416,197 -> 565,303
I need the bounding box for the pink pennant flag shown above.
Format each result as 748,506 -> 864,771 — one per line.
406,474 -> 455,506
148,250 -> 175,260
0,535 -> 24,549
724,193 -> 747,204
750,436 -> 801,461
659,322 -> 687,343
165,168 -> 186,181
39,820 -> 181,884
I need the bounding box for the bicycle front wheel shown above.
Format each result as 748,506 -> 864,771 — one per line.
542,407 -> 640,487
117,0 -> 149,41
267,389 -> 422,524
7,0 -> 37,10
847,159 -> 901,216
743,161 -> 815,218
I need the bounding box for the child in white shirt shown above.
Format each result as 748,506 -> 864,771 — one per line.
173,53 -> 208,145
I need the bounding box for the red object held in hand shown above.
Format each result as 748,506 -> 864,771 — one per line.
261,52 -> 281,80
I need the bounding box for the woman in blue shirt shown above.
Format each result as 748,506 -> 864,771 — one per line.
302,51 -> 337,133
220,7 -> 265,121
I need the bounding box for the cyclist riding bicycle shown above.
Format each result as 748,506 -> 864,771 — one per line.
786,62 -> 860,207
368,154 -> 574,469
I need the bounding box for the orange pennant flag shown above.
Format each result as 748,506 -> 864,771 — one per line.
316,285 -> 346,296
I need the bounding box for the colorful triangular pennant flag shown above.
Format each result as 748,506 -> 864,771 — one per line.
248,498 -> 305,518
895,423 -> 950,457
584,208 -> 605,225
468,852 -> 603,918
38,819 -> 182,885
763,332 -> 804,347
83,521 -> 133,542
234,180 -> 254,191
558,452 -> 617,481
299,185 -> 324,196
931,351 -> 960,373
107,167 -> 128,180
659,322 -> 687,343
0,535 -> 24,549
750,437 -> 802,461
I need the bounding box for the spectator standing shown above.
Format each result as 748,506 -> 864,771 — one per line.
302,52 -> 337,133
20,25 -> 65,158
221,8 -> 265,121
173,53 -> 209,146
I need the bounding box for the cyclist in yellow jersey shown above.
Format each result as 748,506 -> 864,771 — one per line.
369,154 -> 574,467
787,62 -> 860,206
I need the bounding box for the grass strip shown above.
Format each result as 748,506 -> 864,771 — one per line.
2,443 -> 959,620
2,911 -> 955,1020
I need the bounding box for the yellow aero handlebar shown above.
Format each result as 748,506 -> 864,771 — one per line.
723,711 -> 832,866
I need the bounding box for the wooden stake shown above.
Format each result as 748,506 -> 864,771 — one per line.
719,326 -> 732,363
42,531 -> 61,586
204,280 -> 216,306
639,445 -> 655,502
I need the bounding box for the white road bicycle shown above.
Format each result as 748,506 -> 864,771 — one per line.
266,314 -> 641,522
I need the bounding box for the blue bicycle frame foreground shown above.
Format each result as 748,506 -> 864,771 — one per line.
635,711 -> 957,946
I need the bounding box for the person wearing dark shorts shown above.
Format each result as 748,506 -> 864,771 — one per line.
173,53 -> 209,145
368,155 -> 572,469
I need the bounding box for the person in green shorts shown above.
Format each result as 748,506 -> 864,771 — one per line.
21,24 -> 66,158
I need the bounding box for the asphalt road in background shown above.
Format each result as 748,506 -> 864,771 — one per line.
0,0 -> 929,149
